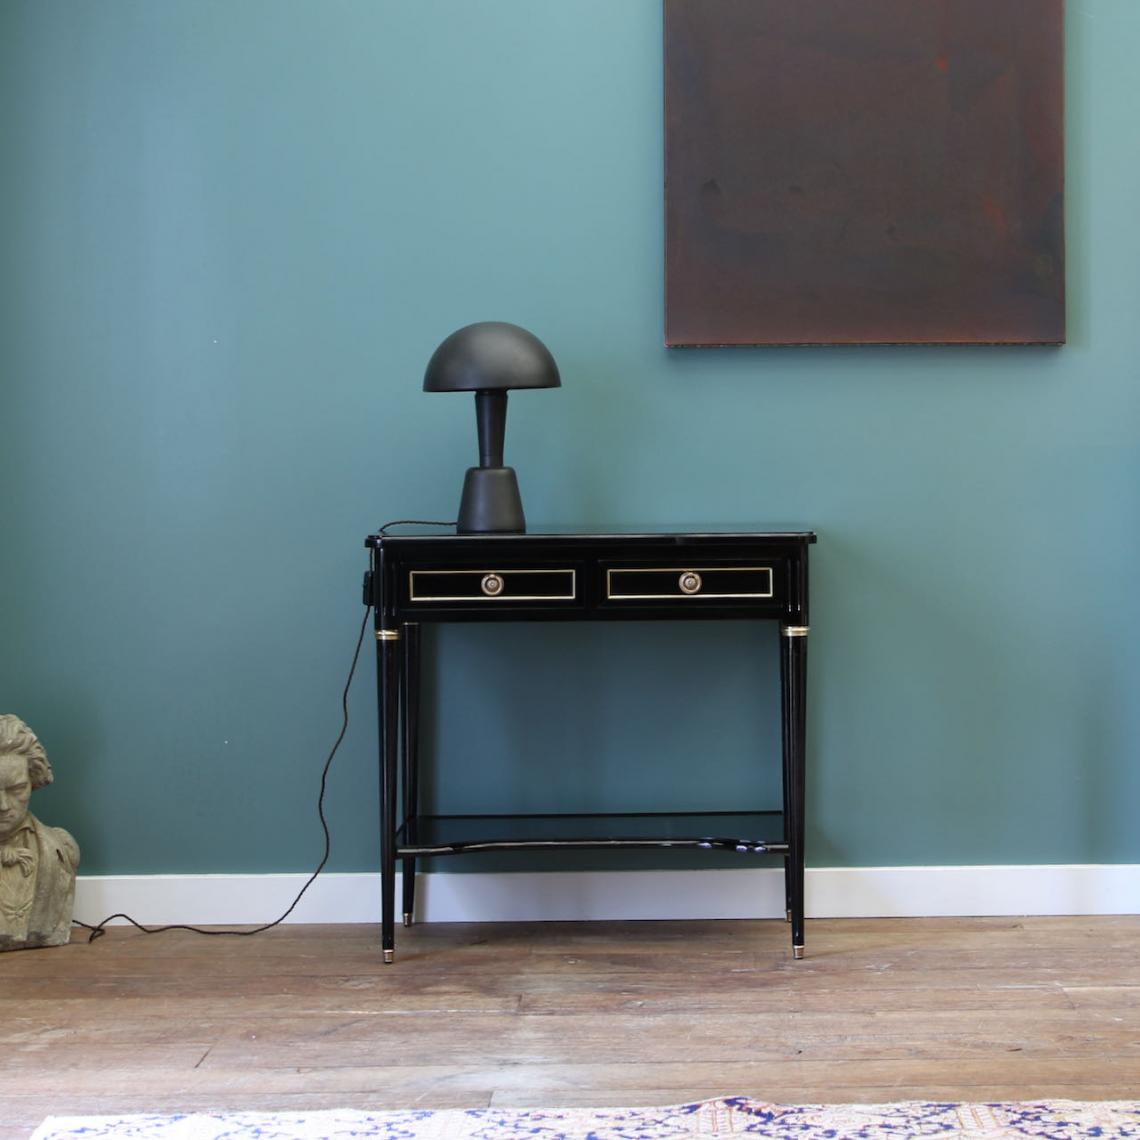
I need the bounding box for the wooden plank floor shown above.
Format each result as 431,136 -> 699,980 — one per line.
2,916 -> 1138,1138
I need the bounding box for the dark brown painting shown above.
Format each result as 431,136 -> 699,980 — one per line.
664,0 -> 1065,346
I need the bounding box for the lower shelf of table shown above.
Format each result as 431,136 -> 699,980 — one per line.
395,811 -> 787,857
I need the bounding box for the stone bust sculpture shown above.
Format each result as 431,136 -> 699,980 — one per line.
0,715 -> 80,949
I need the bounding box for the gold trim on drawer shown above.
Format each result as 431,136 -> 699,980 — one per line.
408,568 -> 578,603
606,566 -> 774,600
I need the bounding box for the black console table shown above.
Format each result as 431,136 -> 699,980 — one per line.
364,527 -> 815,963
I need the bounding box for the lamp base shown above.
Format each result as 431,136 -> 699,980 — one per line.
457,466 -> 526,534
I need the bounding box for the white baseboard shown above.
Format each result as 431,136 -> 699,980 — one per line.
73,864 -> 1140,927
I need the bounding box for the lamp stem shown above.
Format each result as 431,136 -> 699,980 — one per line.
474,390 -> 508,468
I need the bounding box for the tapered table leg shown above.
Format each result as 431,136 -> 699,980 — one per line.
400,623 -> 421,926
377,625 -> 401,963
781,624 -> 809,958
780,689 -> 793,926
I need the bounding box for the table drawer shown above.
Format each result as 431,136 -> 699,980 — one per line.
408,567 -> 577,603
604,565 -> 774,601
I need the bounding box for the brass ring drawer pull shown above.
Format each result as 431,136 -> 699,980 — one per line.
678,571 -> 702,595
481,573 -> 505,597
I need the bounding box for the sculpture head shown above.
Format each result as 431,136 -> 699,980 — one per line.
0,716 -> 52,845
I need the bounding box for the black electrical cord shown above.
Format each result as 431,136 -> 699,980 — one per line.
74,605 -> 372,942
72,518 -> 457,945
376,519 -> 456,534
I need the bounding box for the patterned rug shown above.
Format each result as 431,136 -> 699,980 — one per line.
29,1097 -> 1140,1140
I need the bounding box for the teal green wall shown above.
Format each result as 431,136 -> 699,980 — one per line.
3,1 -> 1138,876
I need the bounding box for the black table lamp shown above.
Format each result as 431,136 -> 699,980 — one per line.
424,321 -> 561,534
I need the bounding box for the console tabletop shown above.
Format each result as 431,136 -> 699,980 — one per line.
364,526 -> 815,962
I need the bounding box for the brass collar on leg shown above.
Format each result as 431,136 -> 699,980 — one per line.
783,625 -> 810,638
376,629 -> 401,641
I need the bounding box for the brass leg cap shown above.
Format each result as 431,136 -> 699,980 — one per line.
793,945 -> 805,960
403,913 -> 413,928
383,949 -> 395,964
785,909 -> 792,923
